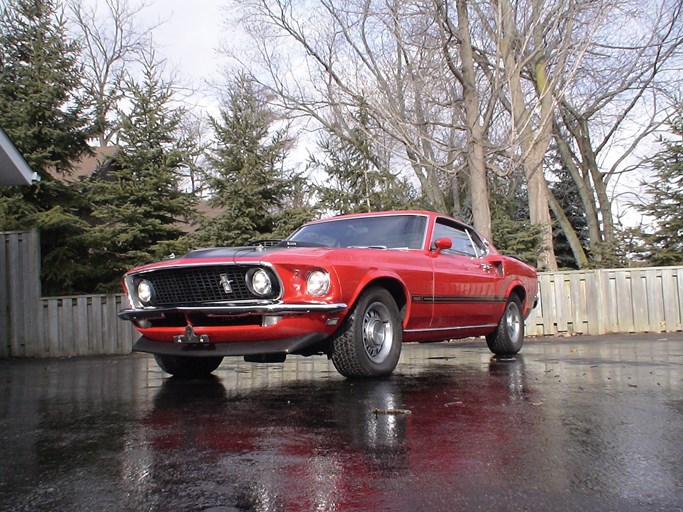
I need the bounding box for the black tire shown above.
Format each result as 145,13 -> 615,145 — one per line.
153,354 -> 224,378
331,287 -> 402,378
486,294 -> 524,355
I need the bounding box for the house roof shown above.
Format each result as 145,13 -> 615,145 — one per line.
54,145 -> 119,182
0,126 -> 37,186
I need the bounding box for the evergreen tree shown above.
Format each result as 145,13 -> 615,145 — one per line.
549,164 -> 590,269
87,56 -> 197,290
269,173 -> 316,238
489,175 -> 543,265
0,0 -> 90,178
193,74 -> 300,247
310,103 -> 419,215
635,110 -> 683,266
0,0 -> 93,294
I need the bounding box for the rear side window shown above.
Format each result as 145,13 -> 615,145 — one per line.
432,219 -> 478,257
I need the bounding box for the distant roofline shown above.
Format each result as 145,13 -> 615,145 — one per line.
0,126 -> 38,186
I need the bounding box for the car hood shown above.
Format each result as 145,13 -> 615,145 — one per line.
126,243 -> 333,274
184,241 -> 336,260
183,245 -> 289,259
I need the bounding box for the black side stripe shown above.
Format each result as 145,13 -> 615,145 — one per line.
412,296 -> 506,304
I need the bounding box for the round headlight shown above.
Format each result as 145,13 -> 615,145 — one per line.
307,270 -> 330,297
249,269 -> 273,297
137,279 -> 154,305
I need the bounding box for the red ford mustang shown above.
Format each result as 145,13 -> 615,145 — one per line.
119,211 -> 538,378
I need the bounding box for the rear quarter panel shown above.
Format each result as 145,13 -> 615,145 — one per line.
499,257 -> 538,317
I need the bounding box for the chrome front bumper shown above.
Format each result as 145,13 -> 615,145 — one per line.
119,302 -> 348,321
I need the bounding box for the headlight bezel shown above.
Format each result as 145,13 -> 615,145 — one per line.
306,270 -> 331,297
246,268 -> 277,298
136,278 -> 155,305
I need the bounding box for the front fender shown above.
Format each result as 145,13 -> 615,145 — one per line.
342,269 -> 412,327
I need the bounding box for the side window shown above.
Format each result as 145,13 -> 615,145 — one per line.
432,220 -> 477,257
468,229 -> 489,257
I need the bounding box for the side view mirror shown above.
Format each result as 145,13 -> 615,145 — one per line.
432,237 -> 452,255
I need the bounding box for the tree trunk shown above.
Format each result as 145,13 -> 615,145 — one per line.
455,0 -> 492,240
546,180 -> 589,268
498,0 -> 558,271
576,118 -> 616,258
553,119 -> 603,262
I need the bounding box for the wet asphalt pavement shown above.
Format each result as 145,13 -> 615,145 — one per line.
1,333 -> 682,512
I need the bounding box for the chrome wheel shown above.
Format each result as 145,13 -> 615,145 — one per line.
331,287 -> 403,378
486,294 -> 525,356
504,300 -> 522,342
362,302 -> 394,363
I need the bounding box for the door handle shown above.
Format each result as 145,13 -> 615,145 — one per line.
481,263 -> 493,271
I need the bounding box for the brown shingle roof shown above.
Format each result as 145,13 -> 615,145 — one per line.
51,145 -> 119,182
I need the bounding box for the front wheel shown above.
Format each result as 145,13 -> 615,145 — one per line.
486,295 -> 524,355
331,287 -> 402,378
153,354 -> 224,378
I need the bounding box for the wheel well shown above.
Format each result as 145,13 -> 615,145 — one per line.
509,285 -> 526,306
362,278 -> 407,319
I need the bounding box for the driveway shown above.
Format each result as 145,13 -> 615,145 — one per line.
1,333 -> 682,511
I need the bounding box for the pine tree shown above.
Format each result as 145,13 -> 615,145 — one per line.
489,176 -> 543,265
87,56 -> 197,290
311,103 -> 419,215
0,0 -> 93,294
636,110 -> 683,266
0,0 -> 90,179
193,74 -> 300,247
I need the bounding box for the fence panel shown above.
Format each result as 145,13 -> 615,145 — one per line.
526,267 -> 683,336
1,231 -> 40,357
32,294 -> 137,357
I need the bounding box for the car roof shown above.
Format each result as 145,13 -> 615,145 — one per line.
304,210 -> 435,224
303,210 -> 476,230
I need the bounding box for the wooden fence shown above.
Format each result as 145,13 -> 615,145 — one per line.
1,230 -> 137,358
35,294 -> 138,358
525,267 -> 683,336
1,230 -> 41,358
2,230 -> 682,358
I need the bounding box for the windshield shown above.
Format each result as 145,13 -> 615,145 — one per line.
288,214 -> 428,249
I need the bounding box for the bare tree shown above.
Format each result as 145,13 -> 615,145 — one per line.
69,0 -> 161,146
475,0 -> 605,270
177,112 -> 210,195
552,0 -> 683,266
225,0 -> 682,270
434,0 -> 497,239
226,0 -> 475,216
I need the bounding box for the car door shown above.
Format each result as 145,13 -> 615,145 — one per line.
430,218 -> 503,329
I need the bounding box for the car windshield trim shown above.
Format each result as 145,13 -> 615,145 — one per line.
288,213 -> 429,250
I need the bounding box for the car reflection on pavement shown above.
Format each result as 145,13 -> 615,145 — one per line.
122,354 -> 538,511
2,335 -> 682,511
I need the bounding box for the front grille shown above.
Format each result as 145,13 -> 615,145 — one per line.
138,265 -> 276,306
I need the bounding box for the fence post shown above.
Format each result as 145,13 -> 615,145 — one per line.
1,230 -> 40,357
0,232 -> 8,357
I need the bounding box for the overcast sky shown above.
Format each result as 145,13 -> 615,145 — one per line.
144,0 -> 228,111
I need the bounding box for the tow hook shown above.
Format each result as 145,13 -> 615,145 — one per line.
174,325 -> 210,344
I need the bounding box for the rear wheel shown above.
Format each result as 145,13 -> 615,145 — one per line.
486,295 -> 524,355
331,287 -> 402,378
153,354 -> 224,378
